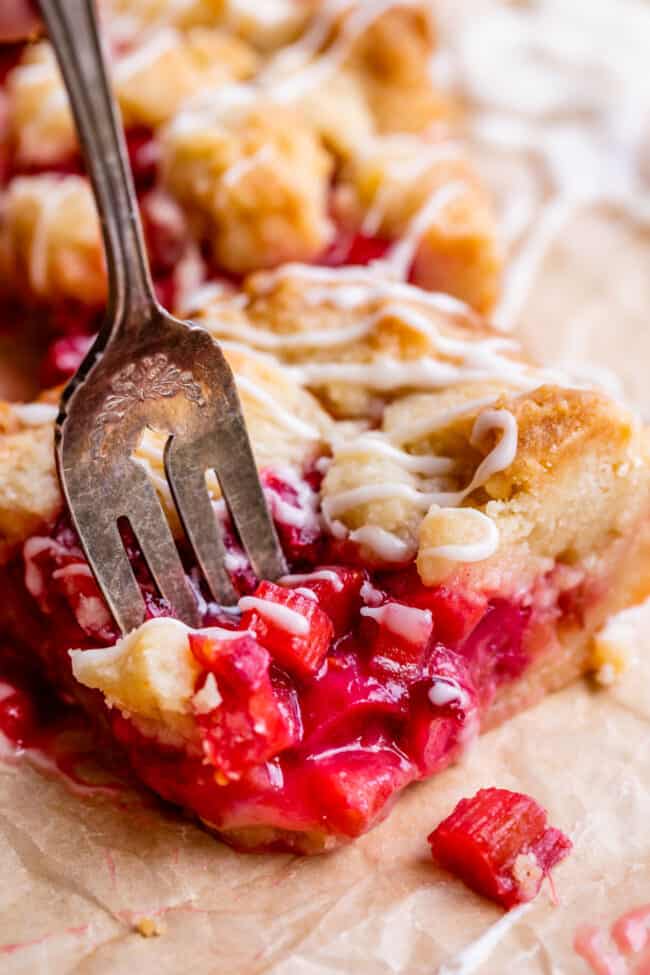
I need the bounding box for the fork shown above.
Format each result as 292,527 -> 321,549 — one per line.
40,0 -> 287,633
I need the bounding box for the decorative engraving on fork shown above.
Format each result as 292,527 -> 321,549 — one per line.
91,352 -> 206,457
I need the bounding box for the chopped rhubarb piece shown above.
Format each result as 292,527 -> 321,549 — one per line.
428,788 -> 572,909
189,632 -> 301,781
140,190 -> 188,275
381,567 -> 488,647
240,580 -> 333,679
322,231 -> 392,268
361,600 -> 434,683
306,733 -> 413,837
261,470 -> 323,564
282,567 -> 364,635
126,126 -> 158,189
403,648 -> 478,774
462,601 -> 532,689
300,644 -> 408,745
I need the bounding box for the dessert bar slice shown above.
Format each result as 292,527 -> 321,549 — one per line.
0,270 -> 647,853
0,0 -> 500,371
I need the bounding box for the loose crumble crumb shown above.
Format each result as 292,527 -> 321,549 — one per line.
134,917 -> 164,938
592,597 -> 650,684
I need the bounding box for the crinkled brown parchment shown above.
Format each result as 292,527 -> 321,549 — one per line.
2,1 -> 650,972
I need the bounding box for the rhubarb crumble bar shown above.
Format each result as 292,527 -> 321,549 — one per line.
1,271 -> 649,851
0,1 -> 649,854
0,0 -> 500,383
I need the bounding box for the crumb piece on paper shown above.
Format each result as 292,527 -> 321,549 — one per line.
591,598 -> 650,685
134,917 -> 164,939
512,852 -> 543,902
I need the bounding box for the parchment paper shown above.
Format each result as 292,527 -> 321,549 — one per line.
3,1 -> 650,972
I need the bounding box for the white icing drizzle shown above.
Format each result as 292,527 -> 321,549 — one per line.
223,550 -> 250,573
196,626 -> 255,641
233,374 -> 322,441
428,677 -> 468,709
360,602 -> 432,644
205,293 -> 533,405
361,137 -> 465,236
238,596 -> 310,635
420,508 -> 500,563
379,180 -> 469,280
170,0 -> 422,132
257,263 -> 476,321
264,464 -> 321,533
266,492 -> 310,528
113,27 -> 179,84
349,525 -> 414,562
192,673 -> 222,714
323,409 -> 517,520
295,586 -> 319,601
278,299 -> 544,394
332,434 -> 454,475
360,579 -> 384,606
222,145 -> 275,189
494,194 -> 573,331
280,570 -> 344,591
324,408 -> 516,563
393,396 -> 499,446
287,356 -> 506,393
203,314 -> 375,350
182,280 -> 236,315
22,536 -> 70,599
324,482 -> 440,521
467,409 -> 519,489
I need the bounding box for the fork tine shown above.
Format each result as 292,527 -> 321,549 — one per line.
165,438 -> 238,606
126,463 -> 201,627
205,407 -> 288,583
71,508 -> 147,635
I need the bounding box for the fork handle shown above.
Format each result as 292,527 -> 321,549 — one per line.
40,0 -> 158,335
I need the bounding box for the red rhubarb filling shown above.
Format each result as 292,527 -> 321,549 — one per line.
0,463 -> 596,852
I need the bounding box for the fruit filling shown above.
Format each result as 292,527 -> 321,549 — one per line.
0,463 -> 603,852
428,788 -> 572,909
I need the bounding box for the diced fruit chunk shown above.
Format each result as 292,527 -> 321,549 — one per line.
361,600 -> 434,682
261,470 -> 323,564
382,567 -> 488,647
403,648 -> 478,774
306,735 -> 412,837
462,602 -> 531,688
189,632 -> 301,781
428,788 -> 572,909
240,581 -> 333,679
300,645 -> 408,745
323,231 -> 392,267
283,567 -> 365,635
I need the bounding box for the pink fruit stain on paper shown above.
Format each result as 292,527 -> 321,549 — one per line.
0,925 -> 89,956
575,906 -> 650,975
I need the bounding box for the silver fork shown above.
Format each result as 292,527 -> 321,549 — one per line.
41,0 -> 287,633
